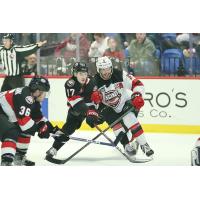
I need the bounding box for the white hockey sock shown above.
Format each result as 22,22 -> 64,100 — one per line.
136,134 -> 147,145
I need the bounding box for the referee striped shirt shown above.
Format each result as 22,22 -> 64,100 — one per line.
0,44 -> 39,76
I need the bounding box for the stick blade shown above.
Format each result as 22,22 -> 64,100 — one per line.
45,155 -> 66,165
128,155 -> 153,163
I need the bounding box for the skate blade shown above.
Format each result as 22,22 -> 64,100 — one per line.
128,155 -> 153,163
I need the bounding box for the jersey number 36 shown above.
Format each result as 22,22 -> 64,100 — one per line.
19,106 -> 31,116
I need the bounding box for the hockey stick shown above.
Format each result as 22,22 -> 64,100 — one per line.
50,133 -> 114,147
45,107 -> 135,164
95,125 -> 153,163
69,136 -> 114,146
46,132 -> 104,164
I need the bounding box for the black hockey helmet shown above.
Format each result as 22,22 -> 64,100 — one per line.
2,33 -> 14,41
73,62 -> 88,74
29,76 -> 50,92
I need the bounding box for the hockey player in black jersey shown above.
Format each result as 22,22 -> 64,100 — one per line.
0,76 -> 54,166
91,56 -> 154,158
46,62 -> 99,159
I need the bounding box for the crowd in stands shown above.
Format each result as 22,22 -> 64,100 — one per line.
1,33 -> 200,76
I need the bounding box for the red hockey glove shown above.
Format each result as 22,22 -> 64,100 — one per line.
91,91 -> 103,104
131,92 -> 144,110
86,110 -> 99,128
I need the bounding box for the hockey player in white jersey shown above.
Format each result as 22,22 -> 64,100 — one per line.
91,56 -> 154,158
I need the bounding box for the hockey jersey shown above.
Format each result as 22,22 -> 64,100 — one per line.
94,69 -> 145,113
65,76 -> 96,115
0,86 -> 45,135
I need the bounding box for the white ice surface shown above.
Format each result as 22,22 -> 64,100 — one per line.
26,131 -> 199,166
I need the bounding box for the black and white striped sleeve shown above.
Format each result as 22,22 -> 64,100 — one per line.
14,44 -> 39,57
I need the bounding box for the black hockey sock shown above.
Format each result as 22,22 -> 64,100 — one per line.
53,134 -> 70,151
114,132 -> 125,146
120,134 -> 129,148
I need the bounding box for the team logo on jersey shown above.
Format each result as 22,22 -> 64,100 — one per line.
104,90 -> 121,108
25,96 -> 34,104
115,82 -> 123,89
67,79 -> 75,87
9,53 -> 15,60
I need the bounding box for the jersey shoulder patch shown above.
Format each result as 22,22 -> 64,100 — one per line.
25,96 -> 34,104
66,79 -> 75,87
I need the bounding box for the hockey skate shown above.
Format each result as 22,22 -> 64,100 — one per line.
123,141 -> 153,163
1,161 -> 13,166
1,154 -> 14,166
140,143 -> 154,157
14,153 -> 35,166
46,147 -> 57,158
191,147 -> 200,166
124,141 -> 139,157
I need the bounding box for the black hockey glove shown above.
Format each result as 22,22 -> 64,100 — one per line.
37,121 -> 50,139
97,114 -> 105,125
86,109 -> 99,128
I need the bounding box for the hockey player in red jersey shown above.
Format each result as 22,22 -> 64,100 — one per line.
46,62 -> 99,159
0,76 -> 54,166
91,56 -> 154,158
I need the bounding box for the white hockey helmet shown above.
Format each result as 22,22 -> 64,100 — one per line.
96,56 -> 113,73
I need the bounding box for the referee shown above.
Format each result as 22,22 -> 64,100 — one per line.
0,33 -> 47,91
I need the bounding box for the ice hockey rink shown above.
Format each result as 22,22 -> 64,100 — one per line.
25,130 -> 198,166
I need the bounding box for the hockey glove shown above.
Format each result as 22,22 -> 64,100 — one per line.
91,90 -> 103,104
86,109 -> 99,128
37,121 -> 50,139
131,92 -> 144,110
